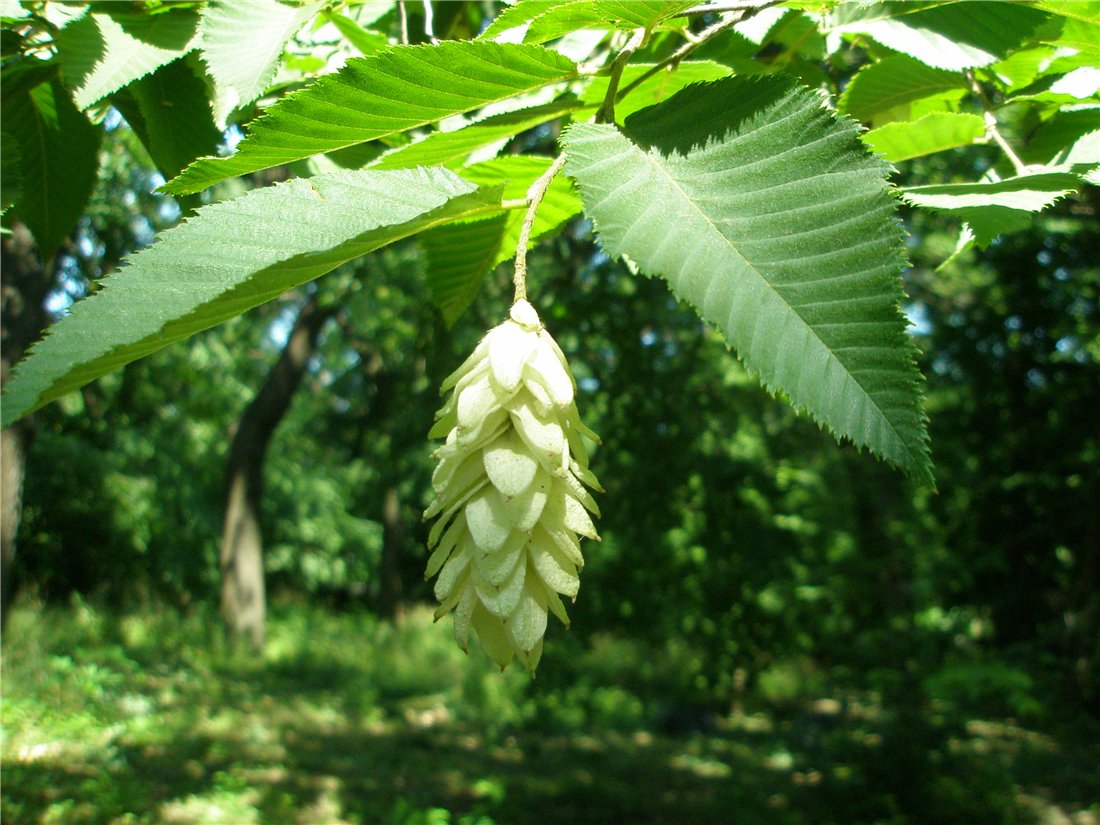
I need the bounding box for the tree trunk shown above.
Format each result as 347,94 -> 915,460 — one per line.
1,223 -> 53,631
377,485 -> 405,621
220,296 -> 331,649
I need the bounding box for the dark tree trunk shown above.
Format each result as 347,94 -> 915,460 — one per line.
377,485 -> 405,621
1,223 -> 53,631
220,296 -> 331,649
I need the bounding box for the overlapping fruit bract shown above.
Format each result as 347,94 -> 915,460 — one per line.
424,300 -> 601,671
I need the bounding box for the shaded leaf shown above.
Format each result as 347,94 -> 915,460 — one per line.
0,129 -> 20,213
163,42 -> 578,195
563,76 -> 931,483
1,169 -> 504,427
1,64 -> 102,257
111,55 -> 223,180
422,215 -> 509,325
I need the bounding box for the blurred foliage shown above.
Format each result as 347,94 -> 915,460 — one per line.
2,601 -> 1098,825
4,2 -> 1100,821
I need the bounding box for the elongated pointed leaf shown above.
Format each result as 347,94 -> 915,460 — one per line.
563,76 -> 931,483
164,42 -> 578,195
483,0 -> 693,44
56,9 -> 200,109
863,112 -> 985,161
1,64 -> 102,257
830,1 -> 1049,70
1,169 -> 503,427
371,98 -> 580,170
839,54 -> 967,123
578,60 -> 731,121
199,0 -> 324,126
903,171 -> 1081,246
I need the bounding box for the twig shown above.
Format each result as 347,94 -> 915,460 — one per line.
682,0 -> 779,14
398,0 -> 408,45
513,153 -> 568,304
967,71 -> 1029,176
595,28 -> 648,124
617,0 -> 785,101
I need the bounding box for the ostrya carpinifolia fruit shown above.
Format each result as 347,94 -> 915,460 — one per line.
424,300 -> 602,671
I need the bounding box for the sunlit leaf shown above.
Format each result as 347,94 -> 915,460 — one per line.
371,98 -> 580,170
199,0 -> 325,126
1,169 -> 504,427
828,1 -> 1049,71
164,42 -> 578,195
863,112 -> 985,161
903,171 -> 1081,246
563,76 -> 931,483
839,54 -> 967,123
56,8 -> 200,109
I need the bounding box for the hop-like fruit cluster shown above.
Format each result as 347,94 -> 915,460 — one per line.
424,299 -> 602,671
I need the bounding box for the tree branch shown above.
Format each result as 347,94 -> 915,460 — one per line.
967,71 -> 1029,176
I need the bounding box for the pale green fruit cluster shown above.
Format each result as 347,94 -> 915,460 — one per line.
424,299 -> 602,672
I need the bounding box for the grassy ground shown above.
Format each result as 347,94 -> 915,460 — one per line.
2,600 -> 1097,825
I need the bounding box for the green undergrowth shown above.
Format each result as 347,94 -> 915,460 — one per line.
2,599 -> 1097,825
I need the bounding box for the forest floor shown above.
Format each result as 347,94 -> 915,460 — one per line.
1,600 -> 1098,825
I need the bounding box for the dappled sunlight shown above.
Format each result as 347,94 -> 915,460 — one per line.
4,602 -> 1098,825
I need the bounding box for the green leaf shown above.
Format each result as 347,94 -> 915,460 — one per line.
863,112 -> 985,161
480,0 -> 564,42
422,215 -> 509,325
0,130 -> 21,214
323,9 -> 389,56
199,0 -> 324,126
592,0 -> 695,28
420,155 -> 584,324
461,156 -> 584,266
111,56 -> 223,180
482,0 -> 693,44
56,8 -> 200,109
0,168 -> 504,428
830,1 -> 1050,70
1020,108 -> 1100,164
1010,66 -> 1100,103
370,98 -> 580,170
1029,1 -> 1099,25
578,60 -> 732,121
562,76 -> 931,484
903,171 -> 1082,246
163,42 -> 578,195
839,54 -> 967,123
1,64 -> 102,257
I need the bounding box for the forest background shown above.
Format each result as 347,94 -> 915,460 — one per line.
1,0 -> 1098,823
